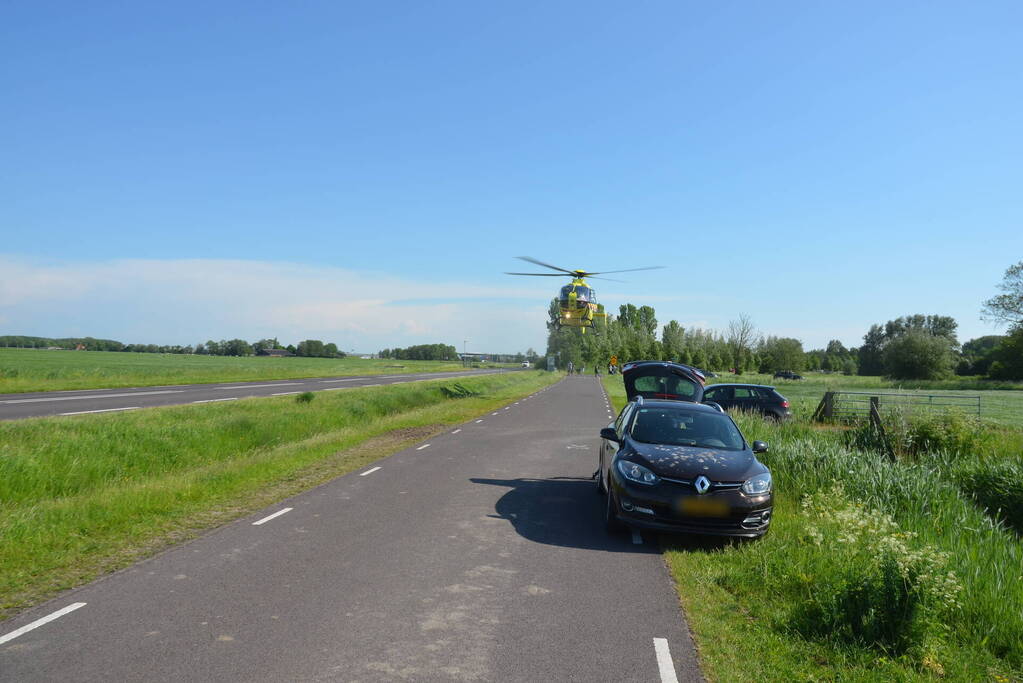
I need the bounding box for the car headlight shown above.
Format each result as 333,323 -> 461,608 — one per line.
617,459 -> 660,485
742,472 -> 772,495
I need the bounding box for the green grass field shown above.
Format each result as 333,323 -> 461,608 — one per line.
603,373 -> 1023,682
0,348 -> 482,393
709,371 -> 1023,428
0,370 -> 561,620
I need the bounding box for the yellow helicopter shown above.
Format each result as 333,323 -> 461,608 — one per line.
506,256 -> 663,333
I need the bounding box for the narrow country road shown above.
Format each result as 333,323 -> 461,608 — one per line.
0,376 -> 703,682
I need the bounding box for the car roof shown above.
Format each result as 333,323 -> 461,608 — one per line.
706,383 -> 776,390
630,399 -> 726,415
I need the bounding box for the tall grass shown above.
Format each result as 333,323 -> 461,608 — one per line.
602,375 -> 1023,680
0,371 -> 559,619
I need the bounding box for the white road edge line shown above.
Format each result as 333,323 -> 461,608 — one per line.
215,383 -> 301,389
272,392 -> 300,396
653,638 -> 680,683
632,529 -> 643,545
60,406 -> 140,416
192,397 -> 238,403
252,507 -> 293,526
416,444 -> 431,450
452,429 -> 462,434
475,419 -> 484,424
360,466 -> 382,476
0,603 -> 87,645
320,378 -> 361,383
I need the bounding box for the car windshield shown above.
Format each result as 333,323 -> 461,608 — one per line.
629,408 -> 745,450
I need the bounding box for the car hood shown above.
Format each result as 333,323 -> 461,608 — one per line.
628,439 -> 759,481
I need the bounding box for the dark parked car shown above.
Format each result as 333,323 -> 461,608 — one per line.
597,398 -> 773,538
598,362 -> 772,538
773,370 -> 803,380
702,384 -> 792,420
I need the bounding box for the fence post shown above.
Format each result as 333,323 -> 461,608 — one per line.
812,391 -> 835,422
869,396 -> 896,462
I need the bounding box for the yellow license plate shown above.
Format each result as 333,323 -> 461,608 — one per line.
677,498 -> 730,517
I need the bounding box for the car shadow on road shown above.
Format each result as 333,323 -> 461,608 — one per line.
470,476 -> 660,554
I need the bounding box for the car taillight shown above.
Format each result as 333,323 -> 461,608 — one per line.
781,401 -> 790,408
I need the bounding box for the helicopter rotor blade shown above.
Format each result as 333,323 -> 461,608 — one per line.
504,272 -> 571,276
584,266 -> 665,276
583,275 -> 626,283
514,256 -> 577,275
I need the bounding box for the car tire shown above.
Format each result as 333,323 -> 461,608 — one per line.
604,486 -> 624,534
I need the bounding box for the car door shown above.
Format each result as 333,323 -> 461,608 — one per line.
601,403 -> 633,482
703,385 -> 735,409
731,386 -> 760,414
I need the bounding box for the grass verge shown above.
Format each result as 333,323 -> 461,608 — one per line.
602,374 -> 1023,682
0,370 -> 560,620
0,348 -> 479,393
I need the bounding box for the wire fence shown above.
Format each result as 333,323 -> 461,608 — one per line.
812,391 -> 981,422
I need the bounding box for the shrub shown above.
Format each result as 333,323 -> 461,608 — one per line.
954,460 -> 1023,535
847,409 -> 989,459
790,486 -> 962,655
295,392 -> 315,404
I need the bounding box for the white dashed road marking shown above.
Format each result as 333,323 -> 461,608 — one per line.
3,390 -> 183,404
215,383 -> 300,389
360,467 -> 382,476
0,603 -> 87,645
416,444 -> 431,450
475,420 -> 484,424
272,392 -> 300,396
252,508 -> 293,526
452,429 -> 462,434
653,638 -> 680,683
319,379 -> 362,383
60,407 -> 140,416
192,398 -> 238,403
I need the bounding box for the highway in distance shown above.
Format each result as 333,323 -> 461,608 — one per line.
0,376 -> 701,681
0,368 -> 510,420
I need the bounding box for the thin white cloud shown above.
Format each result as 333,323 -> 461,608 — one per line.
0,256 -> 551,352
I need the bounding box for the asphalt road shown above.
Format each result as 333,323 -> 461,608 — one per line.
0,368 -> 510,421
0,375 -> 703,682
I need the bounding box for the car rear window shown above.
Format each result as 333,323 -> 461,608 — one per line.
631,375 -> 699,401
629,408 -> 745,450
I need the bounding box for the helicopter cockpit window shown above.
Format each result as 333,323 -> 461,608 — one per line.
560,284 -> 593,302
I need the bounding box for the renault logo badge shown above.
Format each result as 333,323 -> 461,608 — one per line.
694,476 -> 711,494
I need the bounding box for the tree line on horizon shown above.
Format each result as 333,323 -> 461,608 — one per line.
0,335 -> 347,359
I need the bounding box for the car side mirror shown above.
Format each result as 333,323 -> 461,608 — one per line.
752,440 -> 768,454
600,427 -> 620,443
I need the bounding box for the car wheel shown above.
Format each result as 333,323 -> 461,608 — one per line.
604,486 -> 624,533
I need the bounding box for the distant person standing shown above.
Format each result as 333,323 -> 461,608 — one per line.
594,365 -> 599,376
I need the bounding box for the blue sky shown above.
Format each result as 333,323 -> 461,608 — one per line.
2,1 -> 1021,353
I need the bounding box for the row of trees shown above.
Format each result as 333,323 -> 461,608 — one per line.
378,344 -> 459,361
540,306 -> 1020,382
0,335 -> 346,358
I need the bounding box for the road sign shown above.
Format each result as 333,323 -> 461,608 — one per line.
610,356 -> 618,366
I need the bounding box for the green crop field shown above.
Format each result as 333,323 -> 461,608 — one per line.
707,371 -> 1023,429
0,348 -> 478,393
603,373 -> 1023,681
0,370 -> 561,619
